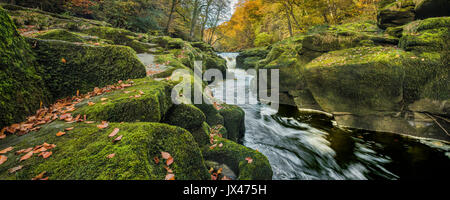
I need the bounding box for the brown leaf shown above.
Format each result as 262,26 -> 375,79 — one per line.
221,176 -> 232,180
88,102 -> 95,106
33,147 -> 47,154
245,157 -> 253,164
65,127 -> 74,131
0,155 -> 7,165
0,134 -> 5,139
42,151 -> 52,159
84,121 -> 95,124
164,166 -> 173,173
20,151 -> 33,161
165,173 -> 175,180
161,152 -> 171,160
101,98 -> 108,101
56,131 -> 66,137
209,144 -> 217,150
32,171 -> 46,180
113,135 -> 123,143
211,174 -> 217,180
97,121 -> 109,129
107,153 -> 115,159
8,165 -> 23,173
108,128 -> 120,138
153,157 -> 159,164
217,168 -> 223,175
61,58 -> 66,63
0,146 -> 14,154
218,143 -> 223,148
166,157 -> 174,166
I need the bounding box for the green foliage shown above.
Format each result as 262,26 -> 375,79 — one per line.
254,32 -> 273,47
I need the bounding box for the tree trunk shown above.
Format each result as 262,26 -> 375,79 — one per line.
285,7 -> 293,37
190,0 -> 201,41
201,0 -> 213,40
165,0 -> 178,34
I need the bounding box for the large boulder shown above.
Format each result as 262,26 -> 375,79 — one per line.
0,6 -> 49,128
28,38 -> 146,100
236,47 -> 270,69
0,121 -> 210,180
414,0 -> 450,19
399,17 -> 450,52
377,0 -> 416,29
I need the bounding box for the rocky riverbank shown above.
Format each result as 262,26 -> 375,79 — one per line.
236,0 -> 449,142
0,4 -> 272,180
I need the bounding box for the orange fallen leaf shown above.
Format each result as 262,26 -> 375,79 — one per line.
217,168 -> 223,175
42,151 -> 52,159
108,128 -> 120,138
101,98 -> 108,101
107,153 -> 115,159
161,152 -> 171,160
8,165 -> 23,173
88,102 -> 95,106
209,144 -> 217,150
97,121 -> 109,129
211,174 -> 217,180
85,121 -> 95,124
0,155 -> 7,165
164,166 -> 173,173
61,58 -> 66,63
166,157 -> 174,166
153,157 -> 159,164
221,176 -> 232,180
0,134 -> 5,139
76,90 -> 80,97
33,147 -> 47,154
56,131 -> 66,137
113,135 -> 122,143
0,146 -> 14,154
65,127 -> 74,131
209,167 -> 214,173
32,171 -> 46,180
165,173 -> 175,180
218,143 -> 223,148
245,157 -> 253,164
20,151 -> 33,161
139,90 -> 145,95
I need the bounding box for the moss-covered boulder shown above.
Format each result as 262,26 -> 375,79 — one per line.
399,17 -> 450,52
0,121 -> 210,180
35,29 -> 84,42
414,0 -> 450,19
236,47 -> 269,69
28,38 -> 146,100
219,105 -> 245,143
73,78 -> 172,123
202,137 -> 272,180
164,103 -> 206,132
0,6 -> 49,128
377,0 -> 416,29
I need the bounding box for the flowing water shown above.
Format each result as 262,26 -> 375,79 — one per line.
215,52 -> 450,180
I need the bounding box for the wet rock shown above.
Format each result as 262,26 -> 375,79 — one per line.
377,0 -> 416,29
414,0 -> 450,19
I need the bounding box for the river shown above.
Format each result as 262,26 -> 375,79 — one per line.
214,52 -> 450,180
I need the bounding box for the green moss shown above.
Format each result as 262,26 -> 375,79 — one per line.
236,47 -> 269,68
202,137 -> 272,180
0,6 -> 50,128
190,122 -> 212,146
399,17 -> 450,52
0,121 -> 209,180
164,104 -> 206,131
219,104 -> 245,143
28,38 -> 146,100
73,78 -> 173,123
377,0 -> 416,29
35,29 -> 84,42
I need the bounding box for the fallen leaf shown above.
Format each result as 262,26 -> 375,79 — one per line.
85,121 -> 95,124
65,127 -> 74,131
32,171 -> 46,180
113,135 -> 122,143
0,155 -> 7,165
101,98 -> 108,101
42,151 -> 52,159
161,152 -> 171,160
209,167 -> 214,173
107,153 -> 115,159
40,177 -> 49,180
139,90 -> 145,95
245,157 -> 253,164
165,173 -> 175,180
166,157 -> 174,166
33,147 -> 47,154
23,148 -> 33,153
61,58 -> 66,63
8,165 -> 23,173
164,166 -> 173,173
0,146 -> 14,154
97,121 -> 109,129
88,102 -> 95,106
20,151 -> 33,161
76,90 -> 79,97
221,176 -> 232,180
218,143 -> 223,148
153,157 -> 159,164
209,144 -> 217,150
108,128 -> 120,138
56,131 -> 66,137
211,174 -> 217,180
0,134 -> 5,139
217,168 -> 223,175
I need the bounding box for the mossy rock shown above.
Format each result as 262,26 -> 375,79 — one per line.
236,47 -> 269,68
28,38 -> 146,100
35,29 -> 84,42
414,0 -> 450,19
377,0 -> 416,29
190,122 -> 212,146
0,6 -> 50,128
305,46 -> 448,115
202,137 -> 272,180
219,104 -> 245,143
0,121 -> 210,180
73,78 -> 173,123
164,103 -> 206,132
204,54 -> 227,74
191,41 -> 214,52
399,17 -> 450,52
